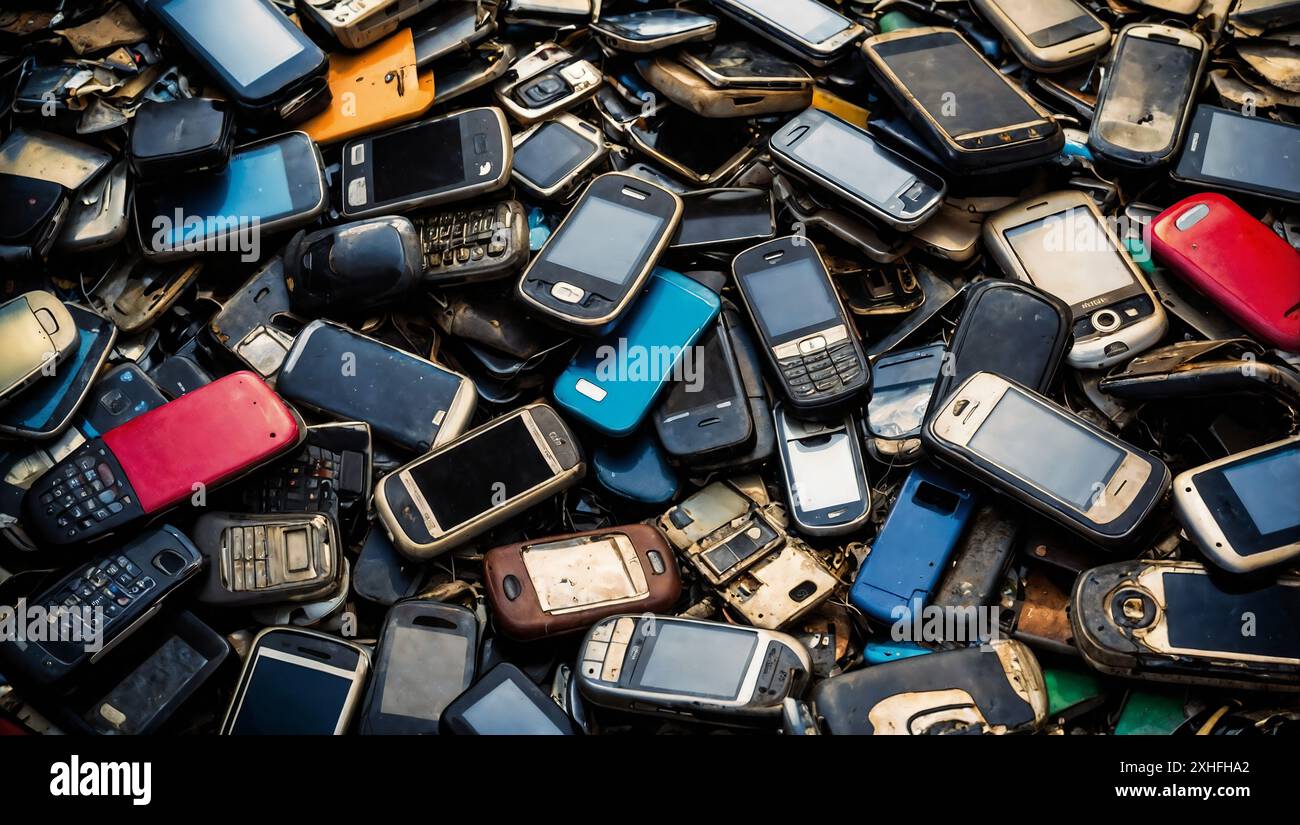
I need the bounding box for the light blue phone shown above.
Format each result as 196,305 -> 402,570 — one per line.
553,268 -> 721,436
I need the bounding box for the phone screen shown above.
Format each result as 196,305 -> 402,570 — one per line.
602,10 -> 710,39
1221,448 -> 1300,537
868,347 -> 944,438
637,111 -> 752,177
230,653 -> 354,734
372,119 -> 465,202
523,537 -> 645,611
743,257 -> 839,341
1096,35 -> 1200,154
514,122 -> 593,189
1004,208 -> 1136,306
995,0 -> 1102,47
1162,572 -> 1300,659
162,0 -> 305,87
787,429 -> 861,511
968,388 -> 1125,509
1199,109 -> 1300,196
729,0 -> 850,44
791,118 -> 916,206
460,677 -> 563,735
677,190 -> 772,247
409,416 -> 555,529
378,626 -> 468,721
544,196 -> 667,286
634,622 -> 757,699
660,327 -> 737,412
873,33 -> 1043,138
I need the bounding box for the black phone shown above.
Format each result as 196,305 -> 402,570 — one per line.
411,1 -> 497,68
413,198 -> 530,286
238,421 -> 373,535
284,217 -> 423,317
433,42 -> 517,105
654,308 -> 753,463
1174,106 -> 1300,204
689,302 -> 776,473
440,662 -> 577,735
672,188 -> 776,250
74,363 -> 168,440
628,107 -> 758,185
865,343 -> 946,463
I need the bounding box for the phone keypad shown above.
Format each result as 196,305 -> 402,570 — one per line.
32,442 -> 139,541
773,326 -> 863,400
416,202 -> 521,277
581,617 -> 637,683
44,554 -> 155,638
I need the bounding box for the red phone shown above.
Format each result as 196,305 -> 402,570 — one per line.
1152,193 -> 1300,352
24,371 -> 304,545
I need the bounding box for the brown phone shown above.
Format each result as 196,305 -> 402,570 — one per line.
483,524 -> 681,641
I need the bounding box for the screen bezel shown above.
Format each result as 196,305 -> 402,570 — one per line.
1174,106 -> 1300,204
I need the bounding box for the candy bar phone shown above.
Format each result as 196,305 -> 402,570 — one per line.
375,403 -> 585,560
687,303 -> 776,473
415,198 -> 530,286
553,268 -> 720,437
340,107 -> 512,219
0,291 -> 79,406
297,0 -> 440,50
657,479 -> 785,587
517,173 -> 683,333
865,343 -> 946,463
221,627 -> 370,734
732,237 -> 869,416
193,512 -> 341,606
592,9 -> 718,52
511,114 -> 608,201
971,0 -> 1110,73
1151,193 -> 1300,352
23,371 -> 304,545
277,319 -> 476,453
774,405 -> 870,537
655,308 -> 753,462
1174,106 -> 1300,203
440,662 -> 577,735
638,53 -> 812,119
923,372 -> 1169,549
984,190 -> 1166,369
708,0 -> 864,66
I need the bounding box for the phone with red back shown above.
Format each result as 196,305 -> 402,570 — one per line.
1152,193 -> 1300,352
24,371 -> 304,545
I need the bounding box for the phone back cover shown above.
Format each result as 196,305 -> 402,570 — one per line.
302,29 -> 435,145
103,371 -> 300,513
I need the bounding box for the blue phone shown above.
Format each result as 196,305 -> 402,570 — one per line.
850,463 -> 978,624
553,268 -> 721,436
593,429 -> 680,504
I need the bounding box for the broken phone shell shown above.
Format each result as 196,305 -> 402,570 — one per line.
56,160 -> 130,253
773,404 -> 870,537
809,640 -> 1048,734
658,478 -> 786,588
483,524 -> 681,641
0,290 -> 79,406
1097,339 -> 1300,408
192,511 -> 342,606
91,255 -> 203,335
1151,193 -> 1300,352
411,2 -> 497,67
971,0 -> 1111,73
718,537 -> 838,629
206,256 -> 298,381
638,53 -> 812,118
433,41 -> 517,105
1071,560 -> 1300,690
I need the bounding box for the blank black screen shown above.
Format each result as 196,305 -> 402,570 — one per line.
373,119 -> 464,202
1164,572 -> 1300,659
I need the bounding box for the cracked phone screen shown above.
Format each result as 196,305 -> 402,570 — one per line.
1096,34 -> 1199,154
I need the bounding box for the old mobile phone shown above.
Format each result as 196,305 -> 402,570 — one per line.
0,291 -> 79,406
1072,560 -> 1300,690
1097,339 -> 1300,408
0,526 -> 202,690
278,320 -> 476,453
150,0 -> 330,122
1173,437 -> 1300,573
128,98 -> 234,180
592,9 -> 718,53
1174,106 -> 1300,204
672,188 -> 775,250
359,600 -> 478,734
655,308 -> 753,462
732,237 -> 869,416
849,463 -> 978,623
709,0 -> 863,66
23,372 -> 304,545
410,2 -> 496,67
638,52 -> 812,119
658,478 -> 785,586
774,405 -> 870,537
285,217 -> 422,318
135,132 -> 327,262
923,371 -> 1170,549
414,198 -> 529,285
810,641 -> 1048,734
376,403 -> 584,560
589,432 -> 678,505
770,108 -> 946,231
340,107 -> 511,219
298,0 -> 439,49
1151,193 -> 1300,352
221,627 -> 370,734
865,343 -> 946,463
677,40 -> 813,90
56,161 -> 130,253
862,28 -> 1064,172
576,615 -> 810,725
984,190 -> 1167,370
1089,25 -> 1207,167
517,173 -> 683,333
0,173 -> 68,264
627,108 -> 758,185
75,363 -> 168,440
511,114 -> 608,201
502,0 -> 596,26
494,42 -> 602,125
972,0 -> 1111,73
239,421 -> 372,535
553,268 -> 720,436
441,662 -> 577,735
192,512 -> 341,606
484,525 -> 681,641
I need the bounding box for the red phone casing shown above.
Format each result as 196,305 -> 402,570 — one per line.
102,371 -> 302,513
1152,193 -> 1300,351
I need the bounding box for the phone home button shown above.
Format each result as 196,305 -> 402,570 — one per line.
1091,309 -> 1121,332
550,282 -> 584,303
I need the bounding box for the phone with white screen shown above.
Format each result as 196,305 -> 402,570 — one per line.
774,405 -> 870,537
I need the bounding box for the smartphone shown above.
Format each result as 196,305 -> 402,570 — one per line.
192,512 -> 341,606
654,311 -> 753,461
972,0 -> 1111,73
810,641 -> 1048,734
410,2 -> 497,67
278,320 -> 476,454
984,190 -> 1167,370
862,27 -> 1064,172
1089,25 -> 1207,167
774,405 -> 870,537
494,42 -> 602,125
658,479 -> 786,587
511,114 -> 608,201
1173,437 -> 1300,573
440,662 -> 577,735
358,600 -> 478,734
677,40 -> 813,90
484,525 -> 681,641
150,0 -> 330,122
732,237 -> 870,416
135,132 -> 327,262
221,627 -> 370,734
575,615 -> 812,725
516,173 -> 683,333
1174,106 -> 1300,203
923,371 -> 1170,549
23,371 -> 304,545
553,268 -> 721,436
592,9 -> 718,52
375,403 -> 585,560
298,0 -> 440,50
1151,193 -> 1300,352
1072,560 -> 1300,690
865,344 -> 945,463
672,188 -> 775,250
340,107 -> 511,219
769,108 -> 946,231
0,291 -> 79,405
638,53 -> 812,118
708,0 -> 864,66
849,463 -> 978,623
627,107 -> 758,185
